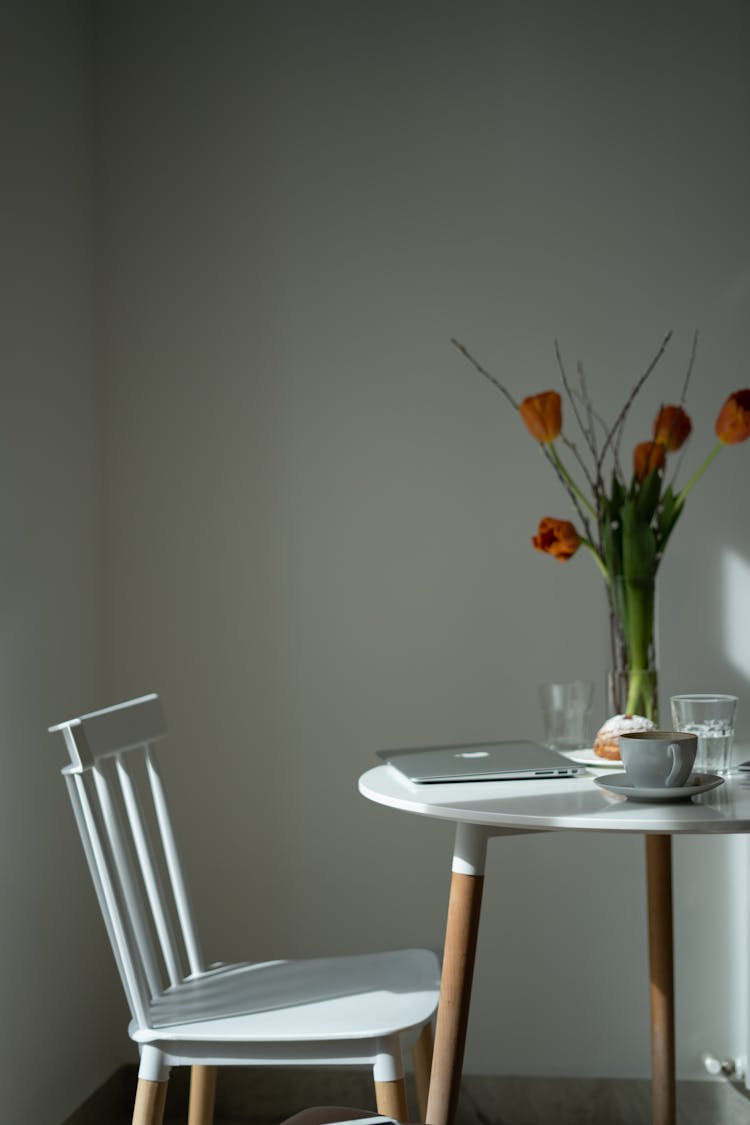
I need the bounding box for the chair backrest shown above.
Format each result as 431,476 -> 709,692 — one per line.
50,694 -> 206,1030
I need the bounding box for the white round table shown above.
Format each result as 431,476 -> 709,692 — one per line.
359,762 -> 750,1125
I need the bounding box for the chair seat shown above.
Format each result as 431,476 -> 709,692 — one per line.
136,948 -> 441,1043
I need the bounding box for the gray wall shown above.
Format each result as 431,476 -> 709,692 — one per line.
95,0 -> 750,1082
0,3 -> 122,1124
6,3 -> 750,1121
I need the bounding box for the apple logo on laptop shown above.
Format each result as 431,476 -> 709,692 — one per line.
453,750 -> 490,759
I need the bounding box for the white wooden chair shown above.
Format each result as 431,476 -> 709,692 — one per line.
50,694 -> 439,1125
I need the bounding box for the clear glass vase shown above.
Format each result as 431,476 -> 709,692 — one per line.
607,575 -> 659,724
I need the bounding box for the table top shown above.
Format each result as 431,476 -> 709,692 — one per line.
358,760 -> 750,835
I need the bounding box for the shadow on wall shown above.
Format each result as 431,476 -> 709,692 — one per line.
724,549 -> 750,691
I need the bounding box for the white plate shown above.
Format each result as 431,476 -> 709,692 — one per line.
593,773 -> 725,802
563,748 -> 625,769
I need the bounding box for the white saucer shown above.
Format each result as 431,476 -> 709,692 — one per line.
563,748 -> 624,770
594,773 -> 725,802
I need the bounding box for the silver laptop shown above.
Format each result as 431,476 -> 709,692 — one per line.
377,739 -> 585,783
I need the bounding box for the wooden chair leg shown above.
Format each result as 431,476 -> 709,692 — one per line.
188,1065 -> 218,1125
412,1022 -> 434,1121
131,1078 -> 168,1125
374,1077 -> 409,1122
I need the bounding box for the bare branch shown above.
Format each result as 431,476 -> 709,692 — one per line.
570,389 -> 611,448
451,338 -> 519,410
662,331 -> 698,488
568,386 -> 628,480
599,329 -> 674,473
555,341 -> 596,460
578,363 -> 598,461
540,444 -> 594,543
679,330 -> 699,405
560,434 -> 597,493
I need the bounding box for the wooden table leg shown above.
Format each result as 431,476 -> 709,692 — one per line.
426,825 -> 488,1125
645,834 -> 675,1125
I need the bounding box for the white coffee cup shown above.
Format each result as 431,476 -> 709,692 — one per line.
619,730 -> 697,789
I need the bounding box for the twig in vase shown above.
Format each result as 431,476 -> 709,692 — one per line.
572,384 -> 624,482
560,433 -> 597,495
553,348 -> 601,499
539,443 -> 596,543
451,336 -> 596,540
555,340 -> 595,459
577,361 -> 599,460
450,338 -> 519,410
664,331 -> 700,490
680,331 -> 699,405
602,328 -> 674,474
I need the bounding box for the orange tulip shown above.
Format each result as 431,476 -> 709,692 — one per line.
633,440 -> 666,482
715,389 -> 750,444
532,517 -> 580,561
519,391 -> 562,443
652,404 -> 692,451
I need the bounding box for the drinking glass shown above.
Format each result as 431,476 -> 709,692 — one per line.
539,680 -> 594,751
669,694 -> 738,775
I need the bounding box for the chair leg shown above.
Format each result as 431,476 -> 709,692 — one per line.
188,1065 -> 218,1125
131,1078 -> 168,1125
374,1077 -> 409,1122
412,1022 -> 434,1120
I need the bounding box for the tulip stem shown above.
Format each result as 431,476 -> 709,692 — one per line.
549,444 -> 597,518
675,441 -> 723,506
580,539 -> 610,585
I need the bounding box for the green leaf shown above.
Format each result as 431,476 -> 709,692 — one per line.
660,485 -> 676,524
657,485 -> 685,552
610,475 -> 625,515
601,514 -> 621,577
601,475 -> 625,576
621,500 -> 656,581
636,468 -> 662,524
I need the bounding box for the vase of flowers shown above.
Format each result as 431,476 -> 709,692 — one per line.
454,331 -> 750,724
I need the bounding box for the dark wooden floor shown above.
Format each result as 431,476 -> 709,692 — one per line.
66,1065 -> 750,1125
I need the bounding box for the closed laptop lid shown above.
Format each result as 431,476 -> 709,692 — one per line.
376,739 -> 584,783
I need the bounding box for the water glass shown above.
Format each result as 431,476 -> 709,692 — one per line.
669,694 -> 738,775
539,680 -> 594,751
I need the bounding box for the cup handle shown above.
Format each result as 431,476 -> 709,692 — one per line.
666,743 -> 684,787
